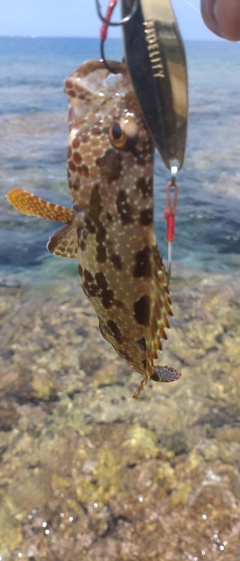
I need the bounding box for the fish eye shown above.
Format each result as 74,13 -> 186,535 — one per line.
109,116 -> 138,150
111,122 -> 122,140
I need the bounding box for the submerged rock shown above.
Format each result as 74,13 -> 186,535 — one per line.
0,273 -> 240,559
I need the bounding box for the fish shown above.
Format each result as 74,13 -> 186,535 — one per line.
7,59 -> 181,398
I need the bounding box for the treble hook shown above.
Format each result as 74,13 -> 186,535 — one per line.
95,0 -> 139,26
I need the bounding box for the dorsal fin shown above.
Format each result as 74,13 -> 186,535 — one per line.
133,248 -> 172,399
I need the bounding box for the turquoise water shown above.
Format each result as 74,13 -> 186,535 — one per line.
1,37 -> 240,285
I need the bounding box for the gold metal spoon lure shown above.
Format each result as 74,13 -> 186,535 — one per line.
121,0 -> 188,276
121,0 -> 188,171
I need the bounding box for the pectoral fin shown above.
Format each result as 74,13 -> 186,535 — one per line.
7,189 -> 89,259
7,189 -> 73,223
47,224 -> 79,258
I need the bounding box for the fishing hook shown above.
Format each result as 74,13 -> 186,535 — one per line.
100,41 -> 119,73
95,0 -> 139,27
97,0 -> 139,74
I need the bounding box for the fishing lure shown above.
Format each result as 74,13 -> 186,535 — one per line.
7,59 -> 181,398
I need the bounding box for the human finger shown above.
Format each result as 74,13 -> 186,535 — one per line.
201,0 -> 240,40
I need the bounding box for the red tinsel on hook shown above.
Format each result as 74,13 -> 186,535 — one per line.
164,181 -> 178,242
100,0 -> 118,41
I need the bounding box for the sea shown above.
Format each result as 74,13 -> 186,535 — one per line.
1,37 -> 240,287
1,37 -> 240,560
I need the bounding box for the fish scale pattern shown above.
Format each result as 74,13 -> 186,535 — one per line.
7,59 -> 181,397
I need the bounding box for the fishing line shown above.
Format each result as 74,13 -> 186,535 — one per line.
183,0 -> 200,13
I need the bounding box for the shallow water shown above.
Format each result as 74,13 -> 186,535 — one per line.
1,37 -> 240,560
1,271 -> 240,560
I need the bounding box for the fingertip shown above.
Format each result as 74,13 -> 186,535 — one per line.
201,0 -> 240,41
201,0 -> 224,38
213,0 -> 240,41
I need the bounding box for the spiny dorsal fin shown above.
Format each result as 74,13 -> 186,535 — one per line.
133,249 -> 172,399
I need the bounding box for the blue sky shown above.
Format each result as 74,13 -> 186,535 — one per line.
0,0 -> 220,40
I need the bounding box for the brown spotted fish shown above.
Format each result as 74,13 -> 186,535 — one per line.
7,59 -> 181,398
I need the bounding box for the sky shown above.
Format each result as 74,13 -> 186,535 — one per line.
0,0 -> 221,40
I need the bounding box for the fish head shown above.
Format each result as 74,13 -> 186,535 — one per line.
64,59 -> 154,209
